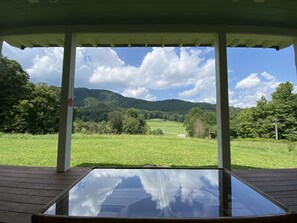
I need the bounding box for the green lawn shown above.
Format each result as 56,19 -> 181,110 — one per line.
1,133 -> 296,169
147,119 -> 187,136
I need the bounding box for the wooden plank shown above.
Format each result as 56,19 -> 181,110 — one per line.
234,168 -> 297,172
234,169 -> 297,174
234,172 -> 297,178
248,180 -> 297,187
0,200 -> 43,214
236,176 -> 297,182
0,175 -> 75,185
0,186 -> 62,197
277,197 -> 297,206
0,192 -> 53,205
0,171 -> 84,180
268,191 -> 297,198
0,165 -> 87,171
0,165 -> 88,172
0,167 -> 87,176
0,211 -> 32,223
0,180 -> 69,191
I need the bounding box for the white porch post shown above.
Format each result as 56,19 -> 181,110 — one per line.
215,31 -> 231,171
293,39 -> 297,78
57,32 -> 77,172
0,40 -> 3,55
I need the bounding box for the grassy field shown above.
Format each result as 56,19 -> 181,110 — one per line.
147,119 -> 187,136
1,133 -> 296,169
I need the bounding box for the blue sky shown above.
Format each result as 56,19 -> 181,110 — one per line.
2,42 -> 296,108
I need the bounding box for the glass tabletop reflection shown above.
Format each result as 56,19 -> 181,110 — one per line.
44,168 -> 287,218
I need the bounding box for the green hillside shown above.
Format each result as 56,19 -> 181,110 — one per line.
74,88 -> 216,113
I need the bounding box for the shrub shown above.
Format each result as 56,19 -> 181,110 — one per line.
151,128 -> 164,135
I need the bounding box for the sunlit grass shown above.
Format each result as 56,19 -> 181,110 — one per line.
1,133 -> 296,169
146,119 -> 187,136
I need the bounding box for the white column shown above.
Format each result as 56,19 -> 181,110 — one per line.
57,32 -> 76,172
0,40 -> 3,55
215,31 -> 231,171
293,39 -> 297,78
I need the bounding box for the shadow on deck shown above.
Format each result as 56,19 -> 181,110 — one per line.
0,165 -> 296,223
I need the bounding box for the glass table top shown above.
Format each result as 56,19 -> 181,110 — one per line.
40,168 -> 289,220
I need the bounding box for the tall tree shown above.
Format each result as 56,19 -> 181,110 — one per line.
184,107 -> 216,138
123,108 -> 148,134
108,111 -> 123,134
6,83 -> 60,134
0,56 -> 31,131
271,82 -> 297,140
237,108 -> 257,138
253,96 -> 274,138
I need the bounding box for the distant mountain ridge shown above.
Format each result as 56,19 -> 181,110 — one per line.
74,88 -> 216,114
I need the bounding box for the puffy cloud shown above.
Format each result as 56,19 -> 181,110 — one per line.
230,72 -> 279,108
235,73 -> 261,89
88,47 -> 216,102
25,48 -> 63,85
89,47 -> 214,91
122,87 -> 156,101
261,71 -> 275,81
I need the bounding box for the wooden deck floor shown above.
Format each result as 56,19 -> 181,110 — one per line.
0,166 -> 296,223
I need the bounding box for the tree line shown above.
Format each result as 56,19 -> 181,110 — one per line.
183,82 -> 297,141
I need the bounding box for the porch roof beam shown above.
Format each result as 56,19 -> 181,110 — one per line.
0,24 -> 296,51
1,24 -> 297,36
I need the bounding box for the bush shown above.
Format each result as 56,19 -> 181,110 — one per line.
123,117 -> 142,134
151,128 -> 164,135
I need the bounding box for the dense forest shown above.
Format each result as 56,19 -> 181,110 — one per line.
74,88 -> 216,123
1,56 -> 296,140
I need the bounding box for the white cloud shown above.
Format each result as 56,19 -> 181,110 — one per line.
73,48 -> 125,87
89,47 -> 213,90
122,87 -> 156,101
230,72 -> 279,108
25,48 -> 63,85
88,47 -> 216,102
261,71 -> 275,81
235,73 -> 261,89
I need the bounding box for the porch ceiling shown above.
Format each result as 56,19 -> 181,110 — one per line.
0,0 -> 297,49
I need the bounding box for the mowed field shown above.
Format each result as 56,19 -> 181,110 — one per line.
1,122 -> 297,169
147,119 -> 187,136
